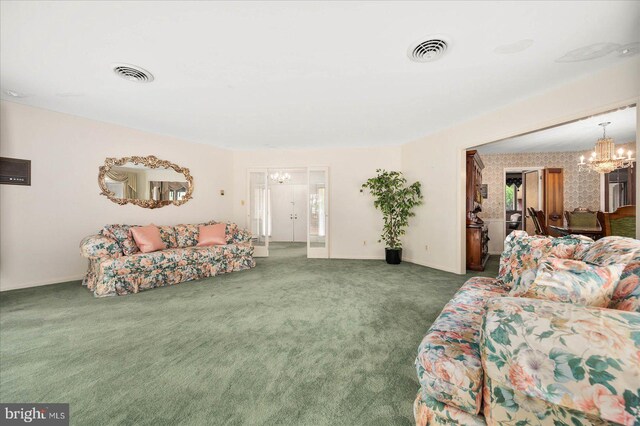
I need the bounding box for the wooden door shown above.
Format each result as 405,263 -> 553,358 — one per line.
523,170 -> 540,235
543,168 -> 564,236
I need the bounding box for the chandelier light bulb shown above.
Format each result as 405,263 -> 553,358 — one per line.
578,121 -> 634,174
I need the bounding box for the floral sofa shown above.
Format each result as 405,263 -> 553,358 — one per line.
80,222 -> 255,297
414,231 -> 640,426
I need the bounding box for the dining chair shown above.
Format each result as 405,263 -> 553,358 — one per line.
564,208 -> 598,228
602,205 -> 636,238
527,207 -> 548,236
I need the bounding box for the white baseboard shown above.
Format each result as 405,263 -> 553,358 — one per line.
0,274 -> 85,292
329,255 -> 385,260
401,257 -> 462,275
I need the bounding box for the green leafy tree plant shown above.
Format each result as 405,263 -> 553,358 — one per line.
361,169 -> 423,250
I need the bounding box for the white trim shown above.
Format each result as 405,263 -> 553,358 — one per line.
307,166 -> 330,259
1,275 -> 85,292
329,255 -> 384,260
246,168 -> 269,257
402,257 -> 462,274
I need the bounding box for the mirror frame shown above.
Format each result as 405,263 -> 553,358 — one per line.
98,155 -> 194,209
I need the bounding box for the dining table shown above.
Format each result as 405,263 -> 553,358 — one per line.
549,224 -> 603,240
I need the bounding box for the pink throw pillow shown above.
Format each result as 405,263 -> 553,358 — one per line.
130,224 -> 167,253
197,223 -> 227,247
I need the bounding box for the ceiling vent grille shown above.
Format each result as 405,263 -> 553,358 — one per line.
408,38 -> 449,62
112,64 -> 154,82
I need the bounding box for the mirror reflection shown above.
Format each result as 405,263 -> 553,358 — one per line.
104,164 -> 189,201
99,155 -> 193,209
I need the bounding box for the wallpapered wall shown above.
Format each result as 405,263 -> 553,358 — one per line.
477,143 -> 634,220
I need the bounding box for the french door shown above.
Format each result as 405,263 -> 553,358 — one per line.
247,169 -> 269,257
307,167 -> 329,258
247,167 -> 329,258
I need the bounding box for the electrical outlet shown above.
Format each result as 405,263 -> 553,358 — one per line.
425,245 -> 429,251
363,240 -> 367,245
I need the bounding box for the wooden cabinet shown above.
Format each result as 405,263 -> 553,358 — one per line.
466,224 -> 489,271
466,150 -> 489,271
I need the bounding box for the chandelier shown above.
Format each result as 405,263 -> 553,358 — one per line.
269,171 -> 291,184
578,122 -> 634,174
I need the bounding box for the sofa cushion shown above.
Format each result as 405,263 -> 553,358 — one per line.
498,231 -> 592,291
482,297 -> 640,426
415,276 -> 509,415
101,224 -> 140,256
512,258 -> 624,307
131,224 -> 167,253
197,223 -> 227,246
174,224 -> 200,248
581,236 -> 640,313
158,226 -> 178,248
581,236 -> 640,266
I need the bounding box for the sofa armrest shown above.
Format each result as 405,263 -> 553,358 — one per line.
481,297 -> 640,425
225,223 -> 253,245
80,234 -> 123,259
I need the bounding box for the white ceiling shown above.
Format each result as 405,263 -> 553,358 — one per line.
1,1 -> 639,150
476,106 -> 637,154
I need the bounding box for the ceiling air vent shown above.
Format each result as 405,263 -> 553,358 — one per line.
112,63 -> 154,83
408,38 -> 449,62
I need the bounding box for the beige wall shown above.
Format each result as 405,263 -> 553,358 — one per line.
0,101 -> 234,291
402,58 -> 640,274
231,147 -> 402,259
2,58 -> 638,289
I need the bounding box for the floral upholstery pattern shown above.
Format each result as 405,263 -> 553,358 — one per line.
498,231 -> 593,292
512,258 -> 624,307
415,231 -> 640,426
415,276 -> 509,415
414,390 -> 485,426
158,225 -> 178,248
581,236 -> 640,313
81,221 -> 255,297
610,255 -> 640,312
482,297 -> 640,426
101,224 -> 140,255
79,235 -> 122,259
174,224 -> 200,248
581,236 -> 640,267
483,375 -> 620,426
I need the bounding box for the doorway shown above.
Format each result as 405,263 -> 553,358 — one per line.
247,167 -> 329,258
503,167 -> 543,241
268,169 -> 308,243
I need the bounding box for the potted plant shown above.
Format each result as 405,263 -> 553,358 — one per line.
362,169 -> 423,264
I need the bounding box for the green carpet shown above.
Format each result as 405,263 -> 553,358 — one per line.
0,244 -> 498,425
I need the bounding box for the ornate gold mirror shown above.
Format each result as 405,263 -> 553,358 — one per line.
98,156 -> 193,209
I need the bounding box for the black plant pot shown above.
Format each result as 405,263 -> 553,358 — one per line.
385,248 -> 402,265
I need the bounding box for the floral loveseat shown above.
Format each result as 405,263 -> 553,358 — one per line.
80,222 -> 255,297
414,231 -> 640,426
